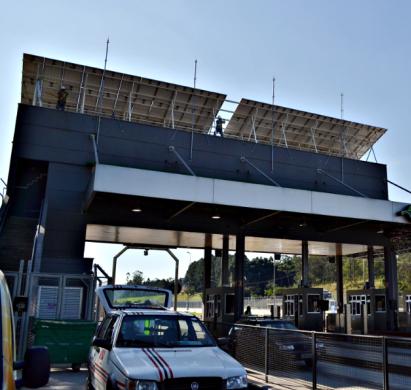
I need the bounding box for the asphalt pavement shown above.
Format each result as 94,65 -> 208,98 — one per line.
22,368 -> 267,389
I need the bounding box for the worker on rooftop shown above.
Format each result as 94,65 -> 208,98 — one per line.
56,86 -> 68,111
215,116 -> 225,137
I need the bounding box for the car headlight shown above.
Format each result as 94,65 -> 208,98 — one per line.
126,379 -> 158,390
279,344 -> 295,351
226,375 -> 248,389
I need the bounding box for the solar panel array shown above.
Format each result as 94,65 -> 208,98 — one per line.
21,54 -> 226,133
224,99 -> 386,159
21,54 -> 386,159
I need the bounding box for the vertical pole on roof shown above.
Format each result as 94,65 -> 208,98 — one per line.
271,77 -> 275,171
96,38 -> 110,114
190,59 -> 197,160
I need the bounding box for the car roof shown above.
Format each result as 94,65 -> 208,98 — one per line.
119,309 -> 194,317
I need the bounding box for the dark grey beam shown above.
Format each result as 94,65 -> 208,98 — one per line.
221,234 -> 229,286
384,245 -> 398,331
336,243 -> 344,314
302,240 -> 309,287
203,234 -> 212,307
367,245 -> 375,288
234,234 -> 245,321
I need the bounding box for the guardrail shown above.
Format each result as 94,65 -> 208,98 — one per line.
210,322 -> 411,390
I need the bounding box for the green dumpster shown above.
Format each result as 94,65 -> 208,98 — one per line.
32,319 -> 97,370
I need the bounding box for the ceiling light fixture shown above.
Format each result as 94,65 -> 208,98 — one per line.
131,208 -> 142,213
211,214 -> 221,220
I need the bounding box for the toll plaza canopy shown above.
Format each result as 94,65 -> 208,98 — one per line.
21,54 -> 385,159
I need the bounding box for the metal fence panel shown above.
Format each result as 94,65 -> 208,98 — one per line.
386,337 -> 411,390
268,328 -> 313,389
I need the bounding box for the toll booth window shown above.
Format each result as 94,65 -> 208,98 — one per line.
375,295 -> 386,312
206,295 -> 214,318
284,295 -> 295,316
307,294 -> 321,313
225,294 -> 235,315
406,295 -> 411,314
349,295 -> 370,316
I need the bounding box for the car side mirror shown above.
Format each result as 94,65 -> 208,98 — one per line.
93,338 -> 112,351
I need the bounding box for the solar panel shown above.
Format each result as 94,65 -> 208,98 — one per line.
224,98 -> 386,159
21,54 -> 385,160
21,53 -> 226,133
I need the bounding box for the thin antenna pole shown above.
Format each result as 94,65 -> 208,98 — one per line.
194,59 -> 197,88
340,93 -> 344,120
96,37 -> 110,114
271,77 -> 275,171
104,37 -> 109,73
190,59 -> 197,160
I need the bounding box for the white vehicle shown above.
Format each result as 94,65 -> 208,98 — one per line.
88,285 -> 248,390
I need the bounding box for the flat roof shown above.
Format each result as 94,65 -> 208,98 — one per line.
21,53 -> 386,160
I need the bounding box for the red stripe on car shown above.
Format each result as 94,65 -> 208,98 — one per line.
152,349 -> 174,379
142,348 -> 163,382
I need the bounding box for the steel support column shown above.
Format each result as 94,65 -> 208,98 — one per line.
221,235 -> 229,286
302,240 -> 309,287
367,245 -> 375,288
336,243 -> 344,314
234,234 -> 245,321
384,245 -> 398,331
203,234 -> 212,307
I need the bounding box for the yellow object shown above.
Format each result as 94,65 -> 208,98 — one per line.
0,271 -> 16,390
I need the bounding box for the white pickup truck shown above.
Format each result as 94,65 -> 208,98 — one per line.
88,285 -> 248,390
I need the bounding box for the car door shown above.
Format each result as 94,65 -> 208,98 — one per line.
90,315 -> 118,389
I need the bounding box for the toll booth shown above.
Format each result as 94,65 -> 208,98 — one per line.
346,289 -> 387,333
282,288 -> 325,331
204,287 -> 235,335
398,293 -> 411,331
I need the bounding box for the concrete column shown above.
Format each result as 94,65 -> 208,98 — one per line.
302,240 -> 309,287
234,234 -> 245,321
384,245 -> 398,331
336,243 -> 344,314
202,234 -> 212,306
221,234 -> 229,286
367,246 -> 375,289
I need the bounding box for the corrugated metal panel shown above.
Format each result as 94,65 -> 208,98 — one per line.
62,287 -> 82,320
37,286 -> 58,319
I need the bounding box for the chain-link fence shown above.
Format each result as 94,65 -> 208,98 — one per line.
221,323 -> 411,390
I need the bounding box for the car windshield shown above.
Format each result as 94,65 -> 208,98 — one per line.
261,321 -> 297,330
104,288 -> 168,309
116,315 -> 216,348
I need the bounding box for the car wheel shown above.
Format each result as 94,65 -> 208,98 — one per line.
22,346 -> 50,388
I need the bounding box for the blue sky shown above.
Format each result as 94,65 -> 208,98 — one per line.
1,1 -> 410,281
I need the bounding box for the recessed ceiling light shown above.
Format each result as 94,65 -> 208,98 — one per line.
132,208 -> 142,213
211,214 -> 221,220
